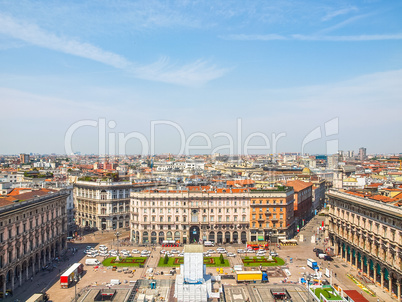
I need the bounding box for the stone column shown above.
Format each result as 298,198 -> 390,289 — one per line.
380,269 -> 384,289
26,266 -> 29,280
19,270 -> 22,287
389,274 -> 392,295
3,280 -> 6,295
397,281 -> 401,302
11,274 -> 14,291
367,259 -> 370,277
373,265 -> 377,283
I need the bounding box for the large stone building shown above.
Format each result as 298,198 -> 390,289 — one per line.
130,187 -> 299,245
249,187 -> 295,243
327,189 -> 402,301
74,181 -> 132,231
0,189 -> 68,294
130,188 -> 251,244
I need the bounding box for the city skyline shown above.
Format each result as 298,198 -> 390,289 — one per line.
0,1 -> 401,154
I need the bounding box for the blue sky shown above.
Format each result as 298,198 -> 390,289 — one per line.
0,0 -> 401,155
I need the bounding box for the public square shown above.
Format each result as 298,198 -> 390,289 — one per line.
9,213 -> 395,302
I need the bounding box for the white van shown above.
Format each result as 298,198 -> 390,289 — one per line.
110,279 -> 120,285
85,259 -> 101,266
204,241 -> 215,247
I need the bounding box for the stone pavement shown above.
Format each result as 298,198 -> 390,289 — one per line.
10,216 -> 397,302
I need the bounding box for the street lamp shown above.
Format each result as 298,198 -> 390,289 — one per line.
74,275 -> 79,302
306,273 -> 312,302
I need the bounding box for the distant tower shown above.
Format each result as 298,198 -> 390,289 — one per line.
333,168 -> 343,189
19,153 -> 30,164
358,147 -> 367,161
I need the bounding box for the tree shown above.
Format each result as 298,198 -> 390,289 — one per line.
219,254 -> 225,264
164,254 -> 169,264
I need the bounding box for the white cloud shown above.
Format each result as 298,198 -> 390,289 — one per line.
0,13 -> 227,86
132,57 -> 228,86
321,6 -> 358,22
0,13 -> 131,69
292,33 -> 402,41
223,32 -> 402,42
223,34 -> 287,41
318,14 -> 371,34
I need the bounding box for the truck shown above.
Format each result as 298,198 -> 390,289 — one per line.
307,258 -> 319,270
26,293 -> 49,302
236,271 -> 269,283
60,263 -> 84,288
85,259 -> 101,266
246,241 -> 269,251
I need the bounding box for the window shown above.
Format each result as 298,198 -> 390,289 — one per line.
226,216 -> 230,222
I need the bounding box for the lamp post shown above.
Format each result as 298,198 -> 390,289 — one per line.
306,273 -> 312,302
74,275 -> 78,302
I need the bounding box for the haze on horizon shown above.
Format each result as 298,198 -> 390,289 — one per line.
0,1 -> 401,155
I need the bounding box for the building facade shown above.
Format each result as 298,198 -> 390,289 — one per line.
327,189 -> 402,301
287,180 -> 313,229
74,181 -> 132,231
0,190 -> 68,294
249,188 -> 295,243
130,190 -> 250,245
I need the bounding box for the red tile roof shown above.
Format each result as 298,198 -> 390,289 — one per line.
286,180 -> 313,192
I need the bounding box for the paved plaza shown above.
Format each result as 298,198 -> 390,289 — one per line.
7,212 -> 397,302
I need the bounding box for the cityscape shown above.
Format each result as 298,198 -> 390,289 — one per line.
1,1 -> 402,302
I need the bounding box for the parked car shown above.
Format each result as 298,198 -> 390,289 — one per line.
270,251 -> 278,257
227,253 -> 236,257
131,249 -> 140,254
315,249 -> 324,257
237,249 -> 245,254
